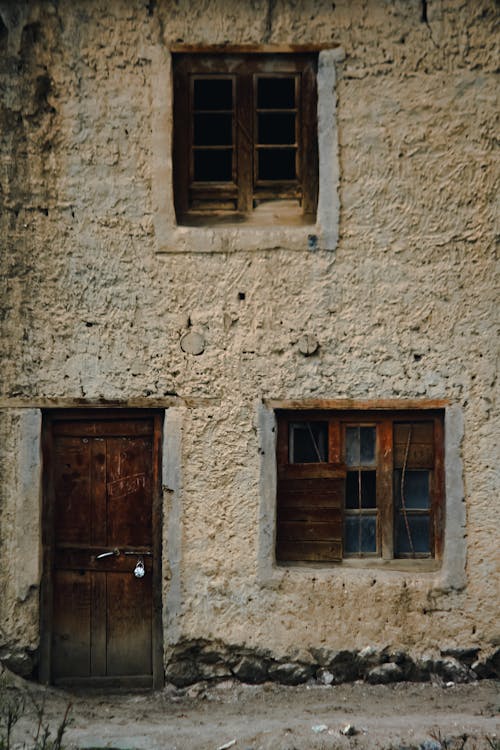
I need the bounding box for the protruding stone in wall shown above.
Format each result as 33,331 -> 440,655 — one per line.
180,331 -> 205,355
297,333 -> 319,356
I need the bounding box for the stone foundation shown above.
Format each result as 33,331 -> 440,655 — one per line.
164,640 -> 500,688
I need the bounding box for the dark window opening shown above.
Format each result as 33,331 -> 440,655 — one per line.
193,149 -> 233,182
173,53 -> 318,224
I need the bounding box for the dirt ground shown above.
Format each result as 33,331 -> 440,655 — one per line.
3,675 -> 500,750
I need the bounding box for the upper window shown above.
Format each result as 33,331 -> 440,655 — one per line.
276,410 -> 445,564
172,53 -> 318,226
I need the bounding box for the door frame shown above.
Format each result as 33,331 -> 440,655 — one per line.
39,408 -> 164,689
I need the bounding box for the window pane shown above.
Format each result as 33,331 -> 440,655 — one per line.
345,471 -> 359,509
345,470 -> 376,509
344,515 -> 377,554
193,149 -> 232,181
194,114 -> 232,145
360,427 -> 376,465
394,470 -> 430,509
361,470 -> 377,508
257,77 -> 295,109
346,427 -> 359,466
395,514 -> 430,555
289,422 -> 327,463
258,148 -> 296,180
193,78 -> 232,110
346,426 -> 375,467
258,113 -> 296,145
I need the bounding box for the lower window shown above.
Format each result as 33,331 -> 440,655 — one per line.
275,409 -> 445,563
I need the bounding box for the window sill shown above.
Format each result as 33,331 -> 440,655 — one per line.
178,200 -> 316,228
155,221 -> 333,254
275,558 -> 441,574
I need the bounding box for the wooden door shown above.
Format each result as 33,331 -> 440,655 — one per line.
41,412 -> 163,687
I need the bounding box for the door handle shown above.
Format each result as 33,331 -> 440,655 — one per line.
96,548 -> 120,560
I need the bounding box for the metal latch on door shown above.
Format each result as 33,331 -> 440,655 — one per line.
95,548 -> 152,578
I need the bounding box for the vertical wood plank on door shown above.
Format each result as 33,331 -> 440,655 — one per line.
52,436 -> 92,679
106,572 -> 153,676
52,570 -> 91,678
106,437 -> 153,548
53,436 -> 91,545
105,435 -> 153,675
91,438 -> 107,547
90,572 -> 107,676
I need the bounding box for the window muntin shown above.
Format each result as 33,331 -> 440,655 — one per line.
173,53 -> 318,224
275,410 -> 444,564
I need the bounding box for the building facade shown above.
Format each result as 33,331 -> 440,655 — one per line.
0,0 -> 498,687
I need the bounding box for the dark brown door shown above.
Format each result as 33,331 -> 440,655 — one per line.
41,413 -> 162,687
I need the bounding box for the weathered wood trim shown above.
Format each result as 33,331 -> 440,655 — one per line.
0,397 -> 218,409
169,43 -> 339,54
377,420 -> 393,560
266,398 -> 450,411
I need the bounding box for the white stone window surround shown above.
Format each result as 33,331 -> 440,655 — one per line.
257,400 -> 467,593
152,47 -> 344,254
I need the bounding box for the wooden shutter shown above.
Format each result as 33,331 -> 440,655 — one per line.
276,415 -> 345,562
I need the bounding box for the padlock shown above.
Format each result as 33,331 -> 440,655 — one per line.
134,558 -> 145,578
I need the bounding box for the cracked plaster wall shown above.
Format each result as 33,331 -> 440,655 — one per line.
0,0 -> 498,673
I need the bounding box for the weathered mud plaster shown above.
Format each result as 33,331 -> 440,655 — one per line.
153,47 -> 343,253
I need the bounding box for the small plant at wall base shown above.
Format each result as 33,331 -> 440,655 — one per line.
0,681 -> 71,750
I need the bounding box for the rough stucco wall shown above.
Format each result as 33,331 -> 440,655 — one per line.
0,0 -> 498,673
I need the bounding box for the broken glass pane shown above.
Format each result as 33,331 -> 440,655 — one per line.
345,471 -> 359,509
289,422 -> 327,463
345,470 -> 376,509
395,514 -> 430,555
361,470 -> 377,508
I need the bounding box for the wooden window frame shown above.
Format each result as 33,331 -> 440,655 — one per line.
275,409 -> 445,565
173,52 -> 318,225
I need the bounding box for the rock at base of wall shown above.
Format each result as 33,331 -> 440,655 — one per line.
0,649 -> 34,678
164,659 -> 201,687
267,662 -> 313,685
366,662 -> 404,684
232,656 -> 268,684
